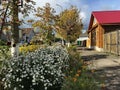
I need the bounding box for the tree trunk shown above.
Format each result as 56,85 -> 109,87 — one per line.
11,0 -> 19,57
67,42 -> 70,47
61,38 -> 64,45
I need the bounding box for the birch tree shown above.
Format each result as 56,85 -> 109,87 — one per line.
0,0 -> 36,57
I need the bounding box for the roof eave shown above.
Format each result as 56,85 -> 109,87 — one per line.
101,23 -> 120,25
88,23 -> 98,33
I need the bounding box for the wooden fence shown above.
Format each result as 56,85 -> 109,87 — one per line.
104,30 -> 120,55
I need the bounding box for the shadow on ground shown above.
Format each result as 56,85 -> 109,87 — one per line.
77,47 -> 120,90
77,47 -> 108,61
81,54 -> 108,61
96,66 -> 120,90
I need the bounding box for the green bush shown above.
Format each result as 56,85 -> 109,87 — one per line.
0,45 -> 10,70
65,45 -> 83,76
61,46 -> 101,90
0,46 -> 10,59
61,72 -> 101,90
19,45 -> 41,54
0,40 -> 6,45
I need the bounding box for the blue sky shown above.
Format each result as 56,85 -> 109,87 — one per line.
34,0 -> 120,30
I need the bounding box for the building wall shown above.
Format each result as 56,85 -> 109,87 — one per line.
88,25 -> 120,55
97,25 -> 104,51
87,25 -> 104,51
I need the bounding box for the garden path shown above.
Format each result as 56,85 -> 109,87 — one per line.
77,47 -> 120,90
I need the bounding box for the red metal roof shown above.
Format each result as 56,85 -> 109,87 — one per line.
92,10 -> 120,24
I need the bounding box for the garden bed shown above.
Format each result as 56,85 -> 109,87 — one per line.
0,44 -> 102,90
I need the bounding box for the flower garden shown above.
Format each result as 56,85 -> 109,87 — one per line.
0,42 -> 102,90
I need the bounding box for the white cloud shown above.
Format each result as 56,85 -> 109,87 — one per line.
34,0 -> 87,21
34,0 -> 71,14
80,11 -> 86,19
21,0 -> 87,27
34,0 -> 69,8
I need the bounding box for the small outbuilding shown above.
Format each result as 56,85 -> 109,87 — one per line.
87,10 -> 120,55
77,32 -> 88,47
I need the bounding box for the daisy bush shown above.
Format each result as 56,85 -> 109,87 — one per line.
0,45 -> 69,90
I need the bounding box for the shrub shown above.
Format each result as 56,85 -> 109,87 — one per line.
0,46 -> 10,69
0,45 -> 11,89
0,45 -> 69,90
0,46 -> 10,58
61,46 -> 101,90
19,45 -> 41,54
65,45 -> 83,76
0,40 -> 6,45
61,73 -> 101,90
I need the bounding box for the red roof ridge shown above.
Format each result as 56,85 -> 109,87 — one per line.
92,10 -> 120,13
91,10 -> 120,24
88,10 -> 120,32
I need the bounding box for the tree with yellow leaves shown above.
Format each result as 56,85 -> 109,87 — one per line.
33,3 -> 56,45
56,6 -> 83,46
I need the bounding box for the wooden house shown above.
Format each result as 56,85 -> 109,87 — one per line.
87,10 -> 120,55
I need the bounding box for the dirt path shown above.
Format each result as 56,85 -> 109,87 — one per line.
77,47 -> 120,90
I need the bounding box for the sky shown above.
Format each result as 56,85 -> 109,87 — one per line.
33,0 -> 120,31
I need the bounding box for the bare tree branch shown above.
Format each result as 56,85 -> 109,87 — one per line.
0,1 -> 10,34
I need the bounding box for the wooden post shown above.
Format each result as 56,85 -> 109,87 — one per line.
117,30 -> 120,55
110,32 -> 112,53
119,30 -> 120,55
116,30 -> 118,55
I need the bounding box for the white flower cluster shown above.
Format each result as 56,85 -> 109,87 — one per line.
1,45 -> 69,90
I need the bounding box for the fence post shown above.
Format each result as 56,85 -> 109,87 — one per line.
117,30 -> 120,55
110,32 -> 111,53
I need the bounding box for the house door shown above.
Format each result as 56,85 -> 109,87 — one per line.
91,30 -> 96,47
